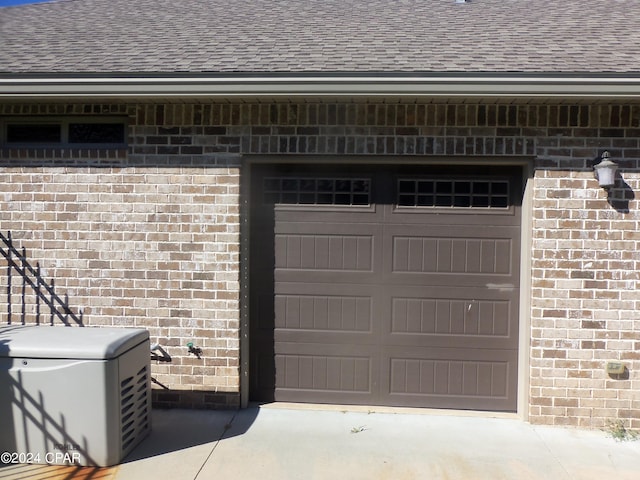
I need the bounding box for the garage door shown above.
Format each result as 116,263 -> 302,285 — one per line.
250,164 -> 522,412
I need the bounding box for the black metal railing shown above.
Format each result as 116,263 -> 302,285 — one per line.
0,231 -> 83,326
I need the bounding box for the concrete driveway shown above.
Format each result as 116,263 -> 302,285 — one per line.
117,405 -> 640,480
1,405 -> 638,479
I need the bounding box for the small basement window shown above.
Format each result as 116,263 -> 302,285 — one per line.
1,117 -> 127,147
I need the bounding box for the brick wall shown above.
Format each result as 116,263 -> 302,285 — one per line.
1,101 -> 638,426
531,167 -> 640,428
0,105 -> 242,409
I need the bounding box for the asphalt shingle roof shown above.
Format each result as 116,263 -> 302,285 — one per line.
1,0 -> 640,75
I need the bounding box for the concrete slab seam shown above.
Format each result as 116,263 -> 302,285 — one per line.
530,427 -> 572,480
193,409 -> 240,480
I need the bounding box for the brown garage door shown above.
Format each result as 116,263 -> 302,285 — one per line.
250,164 -> 522,412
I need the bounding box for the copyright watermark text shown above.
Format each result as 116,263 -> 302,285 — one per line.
1,451 -> 81,464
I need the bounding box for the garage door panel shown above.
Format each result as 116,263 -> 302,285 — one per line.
276,353 -> 372,393
381,347 -> 517,411
273,343 -> 378,404
275,232 -> 375,271
388,226 -> 519,279
275,223 -> 383,279
274,293 -> 373,332
387,286 -> 518,349
274,282 -> 381,345
273,283 -> 383,345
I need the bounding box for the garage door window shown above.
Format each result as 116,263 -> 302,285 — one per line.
264,177 -> 371,205
397,178 -> 510,208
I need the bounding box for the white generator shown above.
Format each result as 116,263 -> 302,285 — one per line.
0,325 -> 151,466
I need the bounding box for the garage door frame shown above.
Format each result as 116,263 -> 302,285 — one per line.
239,155 -> 533,419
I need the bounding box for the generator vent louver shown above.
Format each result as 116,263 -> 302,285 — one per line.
120,365 -> 150,452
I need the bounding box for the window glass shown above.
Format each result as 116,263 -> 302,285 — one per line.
2,118 -> 126,146
397,178 -> 510,209
264,177 -> 371,206
69,123 -> 125,144
6,124 -> 61,143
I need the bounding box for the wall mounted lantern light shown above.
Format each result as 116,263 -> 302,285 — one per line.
593,151 -> 618,189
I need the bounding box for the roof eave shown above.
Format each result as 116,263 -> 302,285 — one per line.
2,74 -> 640,100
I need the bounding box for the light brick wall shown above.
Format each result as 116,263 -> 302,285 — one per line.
0,163 -> 242,408
0,105 -> 242,408
1,101 -> 638,425
530,170 -> 640,428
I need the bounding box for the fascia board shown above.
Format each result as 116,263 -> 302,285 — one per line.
2,75 -> 640,99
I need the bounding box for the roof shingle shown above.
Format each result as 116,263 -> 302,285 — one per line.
1,0 -> 639,74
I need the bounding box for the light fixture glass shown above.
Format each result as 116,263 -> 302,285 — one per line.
594,151 -> 618,188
